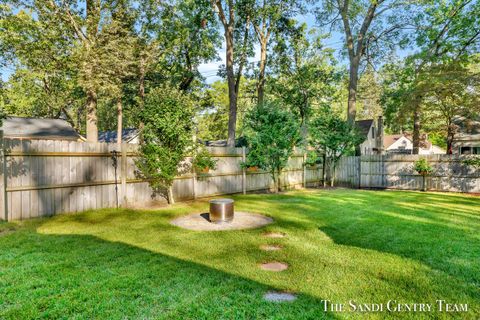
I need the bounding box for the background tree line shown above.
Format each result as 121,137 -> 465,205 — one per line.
0,0 -> 479,154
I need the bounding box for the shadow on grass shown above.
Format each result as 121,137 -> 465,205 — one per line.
0,230 -> 335,320
257,189 -> 480,286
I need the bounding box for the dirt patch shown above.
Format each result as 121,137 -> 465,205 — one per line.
170,211 -> 273,231
263,232 -> 286,238
260,244 -> 283,251
263,291 -> 297,302
259,261 -> 289,272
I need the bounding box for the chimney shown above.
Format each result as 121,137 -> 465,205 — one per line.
377,116 -> 384,154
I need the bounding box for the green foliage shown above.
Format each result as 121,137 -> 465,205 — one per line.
270,23 -> 341,144
310,108 -> 364,164
244,102 -> 300,192
462,156 -> 480,169
304,150 -> 321,167
195,79 -> 256,141
192,147 -> 217,172
136,86 -> 194,202
0,106 -> 4,126
310,107 -> 364,186
414,158 -> 434,176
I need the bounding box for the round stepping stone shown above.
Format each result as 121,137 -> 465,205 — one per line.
263,232 -> 286,238
264,291 -> 297,302
260,244 -> 283,251
259,262 -> 288,272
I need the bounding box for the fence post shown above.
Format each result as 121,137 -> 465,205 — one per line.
242,146 -> 246,194
303,152 -> 307,188
192,165 -> 197,200
120,142 -> 127,206
0,134 -> 7,221
357,156 -> 362,189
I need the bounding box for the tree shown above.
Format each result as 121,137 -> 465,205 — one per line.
244,102 -> 300,192
271,22 -> 340,145
317,0 -> 413,124
251,0 -> 301,104
310,107 -> 364,186
0,3 -> 81,128
137,86 -> 195,204
195,79 -> 256,141
400,0 -> 480,153
423,60 -> 480,153
211,0 -> 253,147
0,0 -> 138,141
356,65 -> 383,120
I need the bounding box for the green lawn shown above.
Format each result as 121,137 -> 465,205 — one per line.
0,189 -> 479,319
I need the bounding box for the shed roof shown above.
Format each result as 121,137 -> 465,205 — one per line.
0,117 -> 81,141
98,128 -> 139,143
355,119 -> 374,138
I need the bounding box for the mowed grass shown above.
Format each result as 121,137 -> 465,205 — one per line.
0,189 -> 479,319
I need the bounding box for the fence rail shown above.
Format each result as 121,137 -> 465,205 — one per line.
0,138 -> 322,221
335,154 -> 480,193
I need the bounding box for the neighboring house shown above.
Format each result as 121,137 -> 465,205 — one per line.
356,117 -> 384,155
98,128 -> 140,144
384,134 -> 445,155
451,116 -> 480,155
201,137 -> 248,148
0,116 -> 82,141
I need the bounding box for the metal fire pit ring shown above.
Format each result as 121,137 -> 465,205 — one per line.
209,198 -> 234,223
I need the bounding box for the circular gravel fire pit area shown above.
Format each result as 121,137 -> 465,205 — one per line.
171,211 -> 273,231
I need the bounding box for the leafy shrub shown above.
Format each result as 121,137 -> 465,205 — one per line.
414,158 -> 434,176
462,156 -> 480,169
244,101 -> 300,192
304,150 -> 321,167
193,148 -> 217,172
136,86 -> 194,204
309,107 -> 364,186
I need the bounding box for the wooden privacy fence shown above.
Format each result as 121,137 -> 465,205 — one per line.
335,154 -> 480,192
0,138 -> 323,221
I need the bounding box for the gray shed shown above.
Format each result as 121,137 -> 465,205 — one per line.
0,117 -> 82,141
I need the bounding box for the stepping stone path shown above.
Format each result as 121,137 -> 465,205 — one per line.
260,261 -> 288,272
263,232 -> 286,238
259,231 -> 297,302
263,291 -> 297,302
260,244 -> 283,251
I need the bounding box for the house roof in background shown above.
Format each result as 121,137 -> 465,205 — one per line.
452,116 -> 480,141
0,117 -> 81,140
98,128 -> 139,143
355,119 -> 374,138
383,134 -> 404,149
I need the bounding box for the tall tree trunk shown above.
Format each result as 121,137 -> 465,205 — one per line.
330,163 -> 337,187
322,153 -> 327,187
86,90 -> 98,142
412,105 -> 421,154
138,55 -> 146,143
117,98 -> 123,145
84,0 -> 99,142
257,39 -> 267,105
139,57 -> 145,107
347,62 -> 359,124
167,186 -> 175,204
446,121 -> 455,154
225,26 -> 237,147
